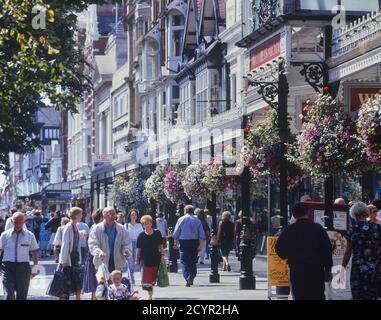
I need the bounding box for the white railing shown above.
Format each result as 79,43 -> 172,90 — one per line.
332,10 -> 381,57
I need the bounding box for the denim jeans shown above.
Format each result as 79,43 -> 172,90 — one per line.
128,240 -> 138,286
179,240 -> 199,283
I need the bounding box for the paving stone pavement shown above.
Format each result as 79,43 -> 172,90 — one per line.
0,253 -> 269,300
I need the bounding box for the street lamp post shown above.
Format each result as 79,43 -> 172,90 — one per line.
242,59 -> 289,290
239,114 -> 255,290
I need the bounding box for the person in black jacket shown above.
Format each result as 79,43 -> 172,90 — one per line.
275,202 -> 333,300
45,211 -> 62,255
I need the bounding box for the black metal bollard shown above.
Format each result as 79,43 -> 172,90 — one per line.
168,235 -> 178,273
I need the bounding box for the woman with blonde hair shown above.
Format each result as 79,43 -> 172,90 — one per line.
217,211 -> 235,272
135,215 -> 164,300
59,207 -> 83,300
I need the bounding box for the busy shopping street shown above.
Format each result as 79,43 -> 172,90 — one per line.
0,249 -> 268,300
1,0 -> 381,303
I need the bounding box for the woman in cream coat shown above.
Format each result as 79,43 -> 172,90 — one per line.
59,207 -> 83,300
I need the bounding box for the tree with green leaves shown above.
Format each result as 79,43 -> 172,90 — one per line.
0,0 -> 107,170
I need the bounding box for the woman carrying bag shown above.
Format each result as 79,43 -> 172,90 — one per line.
58,207 -> 83,300
135,215 -> 164,300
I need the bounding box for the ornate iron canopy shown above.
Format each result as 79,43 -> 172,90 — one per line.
291,62 -> 328,93
245,57 -> 286,110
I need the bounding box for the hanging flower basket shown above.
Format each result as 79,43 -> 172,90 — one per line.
289,93 -> 371,179
164,165 -> 186,204
182,162 -> 208,201
357,93 -> 381,166
112,176 -> 129,210
243,108 -> 305,189
144,165 -> 167,203
202,158 -> 226,198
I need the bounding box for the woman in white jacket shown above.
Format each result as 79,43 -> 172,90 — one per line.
59,207 -> 83,300
53,217 -> 70,263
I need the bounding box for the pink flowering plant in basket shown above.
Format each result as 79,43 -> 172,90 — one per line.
289,93 -> 370,179
243,108 -> 305,190
163,165 -> 186,204
357,93 -> 381,166
202,157 -> 227,199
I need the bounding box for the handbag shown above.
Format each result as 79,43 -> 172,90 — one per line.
157,260 -> 169,288
46,265 -> 67,298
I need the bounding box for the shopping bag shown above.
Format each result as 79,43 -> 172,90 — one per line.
96,263 -> 110,283
157,260 -> 169,288
46,266 -> 67,298
96,282 -> 108,300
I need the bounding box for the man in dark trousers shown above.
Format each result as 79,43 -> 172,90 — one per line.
0,212 -> 40,300
275,202 -> 333,300
173,205 -> 206,287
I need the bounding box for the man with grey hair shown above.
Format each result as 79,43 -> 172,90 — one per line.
173,205 -> 206,287
0,212 -> 40,300
88,207 -> 131,273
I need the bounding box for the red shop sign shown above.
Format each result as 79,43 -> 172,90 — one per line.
350,87 -> 381,111
250,34 -> 281,70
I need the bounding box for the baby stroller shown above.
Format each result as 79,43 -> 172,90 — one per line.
95,263 -> 132,300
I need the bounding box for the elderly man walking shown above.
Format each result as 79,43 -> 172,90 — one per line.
88,207 -> 131,273
173,205 -> 206,287
275,202 -> 333,300
0,212 -> 40,300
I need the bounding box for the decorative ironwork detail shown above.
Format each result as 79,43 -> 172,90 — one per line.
246,58 -> 286,110
257,83 -> 278,109
254,0 -> 280,29
292,62 -> 326,93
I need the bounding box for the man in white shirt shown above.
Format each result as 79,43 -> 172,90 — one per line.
0,212 -> 40,300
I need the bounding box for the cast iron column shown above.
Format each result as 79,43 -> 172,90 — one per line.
209,136 -> 220,283
239,114 -> 255,290
278,70 -> 289,229
90,176 -> 94,214
96,175 -> 100,209
104,172 -> 108,207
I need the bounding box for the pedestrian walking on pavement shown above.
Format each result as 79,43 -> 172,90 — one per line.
156,212 -> 168,248
4,208 -> 18,231
195,208 -> 209,264
217,211 -> 234,272
124,209 -> 143,287
341,202 -> 381,300
116,211 -> 125,225
39,216 -> 50,258
367,204 -> 381,226
88,207 -> 131,274
0,212 -> 40,300
275,202 -> 333,300
53,217 -> 70,263
77,211 -> 90,267
82,209 -> 104,300
45,211 -> 62,256
173,205 -> 206,287
59,207 -> 84,300
135,215 -> 164,300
